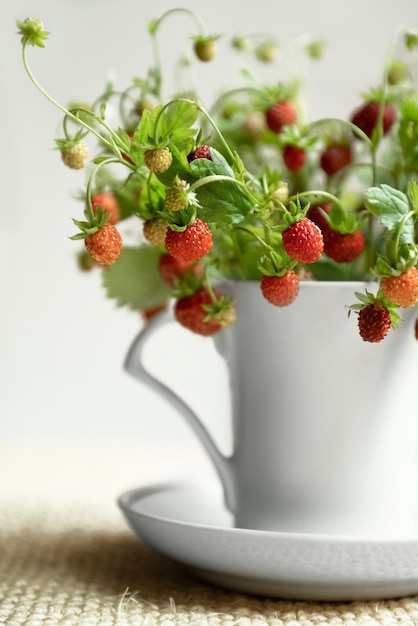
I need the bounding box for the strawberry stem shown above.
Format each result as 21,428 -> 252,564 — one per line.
234,225 -> 284,274
22,43 -> 131,161
149,9 -> 208,100
390,209 -> 416,264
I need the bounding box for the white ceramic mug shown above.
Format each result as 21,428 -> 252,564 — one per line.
124,281 -> 418,536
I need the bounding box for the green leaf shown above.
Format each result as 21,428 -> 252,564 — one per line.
190,148 -> 235,178
190,148 -> 253,224
102,245 -> 171,310
364,184 -> 414,242
398,97 -> 418,168
133,108 -> 159,146
166,100 -> 199,138
408,181 -> 418,210
401,95 -> 418,121
195,185 -> 252,225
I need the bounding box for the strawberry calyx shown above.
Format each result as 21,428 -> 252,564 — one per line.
278,199 -> 309,230
55,131 -> 88,152
70,204 -> 109,241
326,202 -> 366,235
349,289 -> 401,330
17,17 -> 49,48
201,282 -> 236,328
162,206 -> 198,232
258,248 -> 296,277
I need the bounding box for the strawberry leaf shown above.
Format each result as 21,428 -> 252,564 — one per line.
102,245 -> 171,310
166,100 -> 199,144
364,184 -> 415,243
398,96 -> 418,168
190,148 -> 253,224
133,108 -> 155,146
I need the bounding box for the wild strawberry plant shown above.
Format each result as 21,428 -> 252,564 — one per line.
17,11 -> 418,341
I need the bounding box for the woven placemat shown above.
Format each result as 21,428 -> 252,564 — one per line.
1,503 -> 418,626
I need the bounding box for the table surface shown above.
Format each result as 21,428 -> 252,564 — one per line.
2,440 -> 418,626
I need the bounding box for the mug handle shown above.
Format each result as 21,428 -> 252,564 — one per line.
124,308 -> 235,510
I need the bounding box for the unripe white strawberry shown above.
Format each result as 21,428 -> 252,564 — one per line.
61,141 -> 89,169
165,178 -> 192,211
143,219 -> 167,246
144,147 -> 173,173
215,304 -> 237,328
272,182 -> 289,203
194,38 -> 217,62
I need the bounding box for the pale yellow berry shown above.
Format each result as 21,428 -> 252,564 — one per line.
242,111 -> 267,140
272,183 -> 289,204
194,39 -> 217,62
61,141 -> 89,169
216,305 -> 237,328
255,42 -> 278,63
143,219 -> 167,246
144,147 -> 173,173
165,179 -> 190,211
25,16 -> 44,30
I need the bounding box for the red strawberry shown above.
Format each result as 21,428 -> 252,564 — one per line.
320,143 -> 352,176
91,191 -> 120,225
283,145 -> 306,171
265,101 -> 297,133
323,230 -> 365,263
381,268 -> 418,308
187,145 -> 212,162
157,253 -> 203,286
260,271 -> 299,306
358,302 -> 392,342
282,218 -> 324,263
350,101 -> 396,139
165,219 -> 213,262
85,223 -> 122,266
174,287 -> 222,336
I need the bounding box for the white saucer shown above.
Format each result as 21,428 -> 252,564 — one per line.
118,481 -> 418,601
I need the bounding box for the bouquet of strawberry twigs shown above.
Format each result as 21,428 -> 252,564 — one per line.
17,10 -> 418,342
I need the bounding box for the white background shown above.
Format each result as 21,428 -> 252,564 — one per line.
1,0 -> 417,485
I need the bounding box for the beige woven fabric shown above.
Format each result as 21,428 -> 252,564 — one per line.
2,444 -> 418,625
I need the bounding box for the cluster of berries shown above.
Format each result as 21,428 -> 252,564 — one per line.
17,12 -> 418,342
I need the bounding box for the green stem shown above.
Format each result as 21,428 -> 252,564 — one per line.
22,44 -> 120,153
306,117 -> 378,185
199,107 -> 237,164
209,86 -> 266,116
391,209 -> 416,261
85,157 -> 120,208
189,173 -> 253,196
288,189 -> 343,209
149,8 -> 207,100
204,270 -> 220,304
151,8 -> 207,36
234,225 -> 281,273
